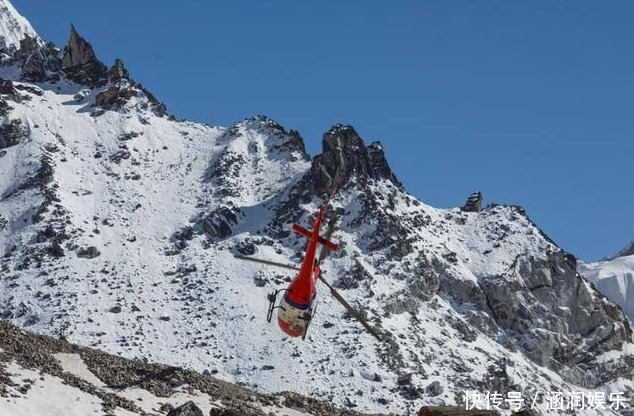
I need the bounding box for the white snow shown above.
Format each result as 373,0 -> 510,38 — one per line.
0,361 -> 103,416
54,353 -> 107,388
1,355 -> 317,415
117,387 -> 218,415
579,255 -> 634,323
0,0 -> 41,52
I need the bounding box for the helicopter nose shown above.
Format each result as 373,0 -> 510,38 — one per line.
278,315 -> 303,337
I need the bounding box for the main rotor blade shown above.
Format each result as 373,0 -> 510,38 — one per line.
318,275 -> 383,341
234,255 -> 300,271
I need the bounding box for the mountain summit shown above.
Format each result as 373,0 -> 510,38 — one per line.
0,0 -> 41,58
617,236 -> 634,258
310,124 -> 402,195
1,3 -> 633,416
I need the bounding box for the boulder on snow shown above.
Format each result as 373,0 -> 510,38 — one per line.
166,401 -> 203,416
76,246 -> 101,259
425,381 -> 442,397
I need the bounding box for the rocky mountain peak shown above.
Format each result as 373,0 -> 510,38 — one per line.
13,35 -> 60,82
62,24 -> 96,68
461,191 -> 483,212
108,58 -> 129,82
310,124 -> 401,195
616,236 -> 634,258
61,24 -> 107,86
0,0 -> 41,60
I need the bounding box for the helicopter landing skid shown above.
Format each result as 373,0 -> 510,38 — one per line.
300,304 -> 317,340
266,289 -> 287,322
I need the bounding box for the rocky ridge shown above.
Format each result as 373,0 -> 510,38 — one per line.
616,238 -> 634,259
0,320 -> 388,416
1,11 -> 166,115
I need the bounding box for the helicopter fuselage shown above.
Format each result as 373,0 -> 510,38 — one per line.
276,202 -> 329,338
277,263 -> 321,337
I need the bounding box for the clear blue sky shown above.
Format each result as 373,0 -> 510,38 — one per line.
11,0 -> 634,261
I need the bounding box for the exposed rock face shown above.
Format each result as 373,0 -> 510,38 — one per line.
95,83 -> 132,108
108,58 -> 129,81
310,124 -> 402,195
616,237 -> 634,258
94,58 -> 168,116
61,24 -> 107,86
0,0 -> 42,61
462,191 -> 482,212
14,36 -> 61,82
480,251 -> 632,368
0,118 -> 27,149
76,246 -> 101,259
167,401 -> 204,416
61,24 -> 96,68
16,36 -> 46,80
201,207 -> 239,240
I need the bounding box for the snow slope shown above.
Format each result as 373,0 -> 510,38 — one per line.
0,0 -> 41,54
0,321 -> 345,416
579,254 -> 634,323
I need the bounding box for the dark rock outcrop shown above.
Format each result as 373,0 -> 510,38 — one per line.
614,237 -> 634,258
167,401 -> 204,416
477,250 -> 632,380
17,154 -> 54,192
310,124 -> 402,195
108,58 -> 129,82
461,191 -> 482,212
76,246 -> 101,259
14,37 -> 61,82
201,207 -> 239,240
94,58 -> 167,116
0,118 -> 27,149
61,25 -> 107,86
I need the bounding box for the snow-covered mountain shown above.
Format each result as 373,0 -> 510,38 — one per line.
1,2 -> 633,415
0,0 -> 40,59
579,239 -> 634,325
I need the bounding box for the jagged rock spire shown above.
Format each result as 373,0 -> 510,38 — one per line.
60,24 -> 107,86
310,124 -> 402,195
108,58 -> 129,81
61,24 -> 97,69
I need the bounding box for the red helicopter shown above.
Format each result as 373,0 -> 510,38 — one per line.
236,189 -> 382,341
